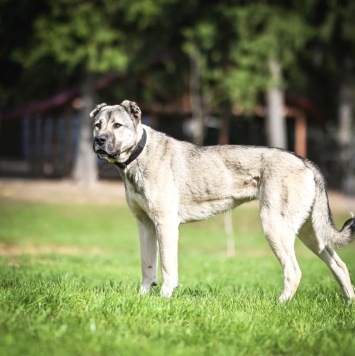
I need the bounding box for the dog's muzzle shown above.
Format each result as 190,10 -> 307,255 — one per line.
94,134 -> 109,146
93,134 -> 119,159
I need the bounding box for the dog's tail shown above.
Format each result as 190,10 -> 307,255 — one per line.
306,160 -> 355,248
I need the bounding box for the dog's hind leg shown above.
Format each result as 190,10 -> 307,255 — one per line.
260,210 -> 302,302
259,166 -> 316,301
298,219 -> 355,300
137,215 -> 159,294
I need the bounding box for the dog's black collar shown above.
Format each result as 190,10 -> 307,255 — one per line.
114,129 -> 147,169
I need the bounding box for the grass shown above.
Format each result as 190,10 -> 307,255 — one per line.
1,199 -> 355,355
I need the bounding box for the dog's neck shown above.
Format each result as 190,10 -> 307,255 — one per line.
114,128 -> 147,170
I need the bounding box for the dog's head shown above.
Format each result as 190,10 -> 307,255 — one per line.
91,100 -> 142,163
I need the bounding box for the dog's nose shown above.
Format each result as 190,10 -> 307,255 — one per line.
95,135 -> 108,145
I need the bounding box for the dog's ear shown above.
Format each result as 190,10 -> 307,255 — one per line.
90,103 -> 107,119
121,100 -> 142,123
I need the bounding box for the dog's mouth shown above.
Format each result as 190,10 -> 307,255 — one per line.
94,147 -> 120,160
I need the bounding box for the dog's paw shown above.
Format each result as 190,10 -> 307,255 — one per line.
278,292 -> 293,303
139,284 -> 151,295
139,281 -> 157,295
160,283 -> 178,298
160,288 -> 173,298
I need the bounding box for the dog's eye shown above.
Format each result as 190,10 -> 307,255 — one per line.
113,123 -> 121,129
95,123 -> 101,130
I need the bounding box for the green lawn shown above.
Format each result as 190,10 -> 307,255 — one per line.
1,199 -> 355,355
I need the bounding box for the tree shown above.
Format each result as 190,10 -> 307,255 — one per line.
308,0 -> 355,193
71,74 -> 97,185
182,21 -> 218,144
223,3 -> 312,149
0,0 -> 51,110
324,1 -> 355,194
13,0 -> 131,185
6,0 -> 354,190
266,59 -> 287,149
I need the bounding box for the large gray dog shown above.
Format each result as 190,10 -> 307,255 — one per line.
92,100 -> 355,302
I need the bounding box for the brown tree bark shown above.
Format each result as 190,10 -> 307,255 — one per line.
189,45 -> 205,145
265,59 -> 287,150
72,73 -> 98,186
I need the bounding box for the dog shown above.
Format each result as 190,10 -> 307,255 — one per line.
92,100 -> 355,301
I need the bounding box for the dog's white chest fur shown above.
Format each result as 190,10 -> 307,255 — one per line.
124,177 -> 150,218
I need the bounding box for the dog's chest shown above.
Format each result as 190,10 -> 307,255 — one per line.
123,176 -> 150,216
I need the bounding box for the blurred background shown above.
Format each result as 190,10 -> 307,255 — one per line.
0,0 -> 355,194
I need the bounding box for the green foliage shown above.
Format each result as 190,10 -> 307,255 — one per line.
222,3 -> 312,111
183,21 -> 217,54
123,0 -> 174,30
1,200 -> 355,355
317,0 -> 355,44
2,0 -> 355,114
178,1 -> 314,112
13,0 -> 129,73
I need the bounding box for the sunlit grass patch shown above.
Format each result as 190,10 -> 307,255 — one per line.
1,200 -> 355,355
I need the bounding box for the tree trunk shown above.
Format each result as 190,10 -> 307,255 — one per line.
72,72 -> 98,186
189,44 -> 205,145
265,59 -> 287,149
338,57 -> 355,194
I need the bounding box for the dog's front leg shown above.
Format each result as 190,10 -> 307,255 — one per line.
155,218 -> 180,298
137,217 -> 158,294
